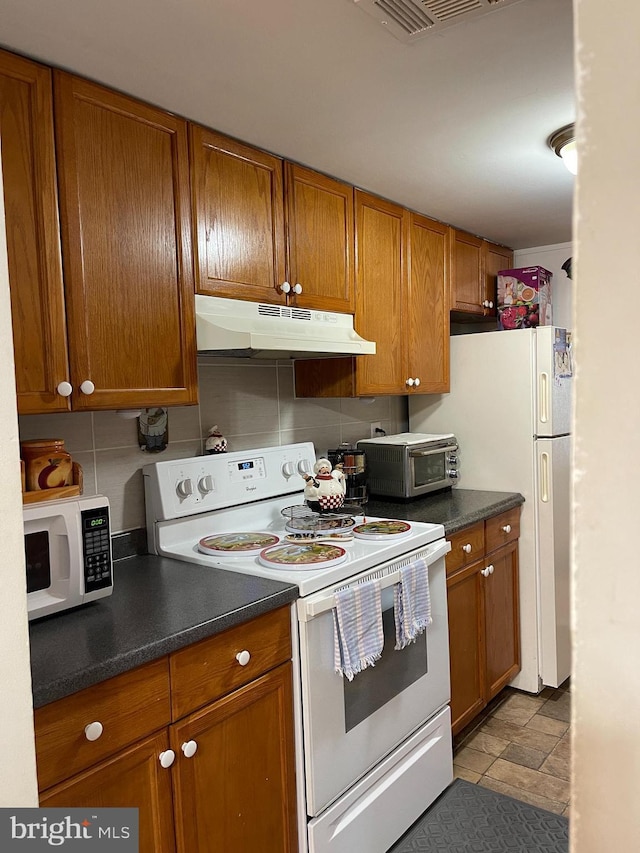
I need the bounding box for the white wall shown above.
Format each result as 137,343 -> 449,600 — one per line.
572,0 -> 640,850
0,166 -> 39,804
514,241 -> 573,330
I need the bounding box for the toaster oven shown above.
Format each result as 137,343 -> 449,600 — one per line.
357,433 -> 459,499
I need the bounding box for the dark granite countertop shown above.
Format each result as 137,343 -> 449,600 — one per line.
29,554 -> 298,709
367,488 -> 524,536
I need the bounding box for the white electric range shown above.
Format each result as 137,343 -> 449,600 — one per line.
144,442 -> 453,853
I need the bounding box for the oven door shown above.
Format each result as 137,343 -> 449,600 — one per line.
297,538 -> 450,817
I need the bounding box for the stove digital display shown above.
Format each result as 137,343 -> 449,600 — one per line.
227,456 -> 266,482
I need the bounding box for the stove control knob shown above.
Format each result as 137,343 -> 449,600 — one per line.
177,478 -> 194,498
447,470 -> 459,479
282,461 -> 295,479
198,475 -> 214,494
297,460 -> 311,476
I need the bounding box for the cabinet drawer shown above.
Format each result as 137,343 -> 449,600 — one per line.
34,658 -> 171,791
446,523 -> 485,575
485,507 -> 521,554
170,606 -> 292,720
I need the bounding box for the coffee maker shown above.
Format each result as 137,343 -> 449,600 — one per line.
327,443 -> 368,508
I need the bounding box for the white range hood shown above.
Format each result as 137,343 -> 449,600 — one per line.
195,294 -> 376,359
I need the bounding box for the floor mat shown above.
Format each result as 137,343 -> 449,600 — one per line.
388,778 -> 569,852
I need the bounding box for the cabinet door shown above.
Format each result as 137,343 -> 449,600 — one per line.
0,50 -> 69,414
171,663 -> 297,853
285,162 -> 354,313
450,229 -> 484,314
353,190 -> 409,395
54,72 -> 198,410
40,730 -> 176,853
408,213 -> 450,393
484,540 -> 520,701
483,240 -> 513,318
190,126 -> 286,304
447,561 -> 485,735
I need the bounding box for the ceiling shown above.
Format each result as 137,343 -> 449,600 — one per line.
0,0 -> 575,250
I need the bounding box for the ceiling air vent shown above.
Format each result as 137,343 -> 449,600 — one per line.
353,0 -> 523,43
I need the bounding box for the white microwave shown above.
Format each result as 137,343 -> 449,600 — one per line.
357,432 -> 459,499
23,495 -> 113,621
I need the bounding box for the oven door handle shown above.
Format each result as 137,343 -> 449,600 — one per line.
297,538 -> 451,622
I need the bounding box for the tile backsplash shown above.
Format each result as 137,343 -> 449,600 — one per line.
19,360 -> 408,534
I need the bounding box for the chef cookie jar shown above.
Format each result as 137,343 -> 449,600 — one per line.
303,458 -> 346,512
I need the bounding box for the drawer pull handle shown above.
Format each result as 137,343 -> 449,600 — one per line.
84,721 -> 103,742
236,650 -> 251,666
181,740 -> 198,758
462,544 -> 472,554
159,750 -> 175,769
502,524 -> 512,534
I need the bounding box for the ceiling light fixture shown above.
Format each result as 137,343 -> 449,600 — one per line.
548,123 -> 577,175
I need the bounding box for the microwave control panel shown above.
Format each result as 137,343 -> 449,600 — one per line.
81,506 -> 112,592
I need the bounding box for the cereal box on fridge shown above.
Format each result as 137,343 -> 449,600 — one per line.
497,266 -> 552,330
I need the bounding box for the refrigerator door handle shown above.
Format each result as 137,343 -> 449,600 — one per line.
539,372 -> 549,423
539,451 -> 550,502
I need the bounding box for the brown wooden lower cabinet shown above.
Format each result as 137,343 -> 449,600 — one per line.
40,730 -> 176,853
171,663 -> 297,853
35,607 -> 297,853
446,509 -> 521,735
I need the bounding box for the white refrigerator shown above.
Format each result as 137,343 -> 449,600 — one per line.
409,325 -> 572,692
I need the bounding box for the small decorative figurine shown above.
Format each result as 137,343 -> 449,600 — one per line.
138,408 -> 169,452
303,458 -> 346,511
205,425 -> 228,454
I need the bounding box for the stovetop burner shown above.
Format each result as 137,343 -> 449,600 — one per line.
197,532 -> 280,556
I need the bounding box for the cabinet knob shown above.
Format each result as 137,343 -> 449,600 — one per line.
413,377 -> 421,387
483,300 -> 488,308
502,524 -> 512,534
159,749 -> 175,768
236,650 -> 251,666
56,381 -> 73,397
489,300 -> 494,308
181,740 -> 198,758
292,283 -> 303,295
280,282 -> 291,294
405,378 -> 415,387
79,380 -> 95,395
462,543 -> 472,554
481,564 -> 495,577
84,721 -> 103,741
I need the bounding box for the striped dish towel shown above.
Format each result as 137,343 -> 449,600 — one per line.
394,558 -> 432,650
333,579 -> 384,681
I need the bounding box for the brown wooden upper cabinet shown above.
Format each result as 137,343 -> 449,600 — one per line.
190,127 -> 287,304
0,50 -> 70,414
450,228 -> 513,317
189,129 -> 355,313
52,72 -> 198,411
483,239 -> 514,319
284,162 -> 355,313
294,193 -> 450,397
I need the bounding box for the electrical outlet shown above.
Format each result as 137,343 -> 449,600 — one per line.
370,421 -> 382,438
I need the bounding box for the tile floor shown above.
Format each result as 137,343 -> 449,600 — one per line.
452,679 -> 571,816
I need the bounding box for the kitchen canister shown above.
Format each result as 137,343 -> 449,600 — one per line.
20,439 -> 73,491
